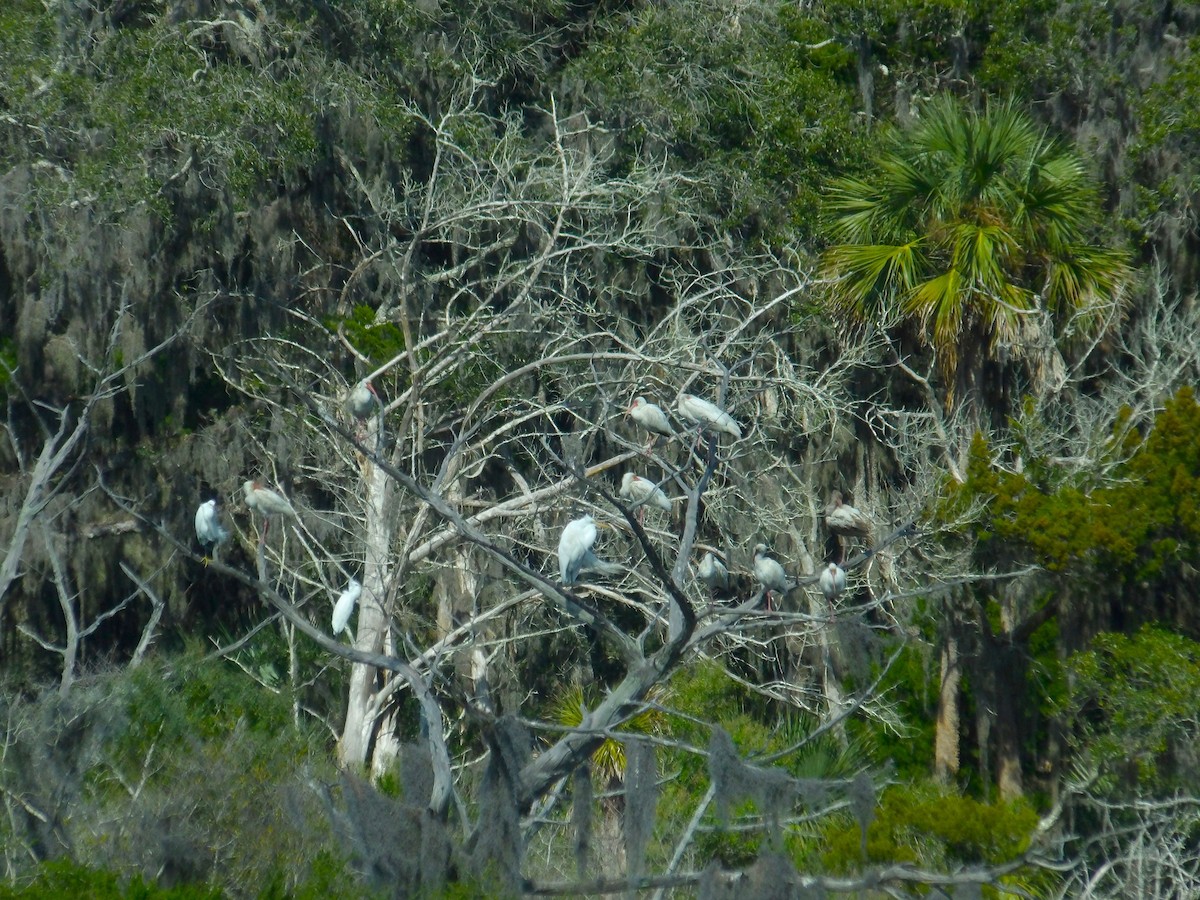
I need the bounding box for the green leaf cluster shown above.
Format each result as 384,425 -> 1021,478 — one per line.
820,96 -> 1130,395
0,3 -> 408,218
819,784 -> 1038,873
561,2 -> 867,243
948,387 -> 1200,583
0,859 -> 222,900
1063,626 -> 1200,789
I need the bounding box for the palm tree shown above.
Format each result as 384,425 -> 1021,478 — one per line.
820,97 -> 1129,409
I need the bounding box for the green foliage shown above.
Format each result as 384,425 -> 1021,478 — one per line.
820,95 -> 1130,400
1063,626 -> 1200,790
0,3 -> 409,219
819,784 -> 1038,873
0,860 -> 222,899
0,337 -> 17,402
1,655 -> 348,897
976,0 -> 1113,100
561,2 -> 867,244
947,387 -> 1200,583
329,305 -> 406,365
847,640 -> 937,780
548,685 -> 665,783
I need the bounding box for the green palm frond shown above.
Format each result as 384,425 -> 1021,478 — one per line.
820,94 -> 1130,399
822,241 -> 924,319
550,685 -> 665,783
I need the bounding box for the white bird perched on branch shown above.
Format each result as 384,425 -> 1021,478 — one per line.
677,393 -> 742,439
753,543 -> 794,607
819,562 -> 847,602
825,490 -> 874,543
194,499 -> 229,563
243,480 -> 299,540
619,472 -> 673,512
697,551 -> 730,592
628,396 -> 674,440
332,579 -> 361,636
558,514 -> 622,585
347,380 -> 381,420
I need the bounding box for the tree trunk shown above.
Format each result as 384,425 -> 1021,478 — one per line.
339,417 -> 397,770
992,640 -> 1025,800
934,633 -> 961,782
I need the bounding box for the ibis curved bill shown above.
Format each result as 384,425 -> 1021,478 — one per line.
628,396 -> 674,438
753,543 -> 794,595
243,480 -> 299,521
348,381 -> 381,421
818,562 -> 847,602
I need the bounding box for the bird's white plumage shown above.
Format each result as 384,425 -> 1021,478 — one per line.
557,515 -> 622,584
348,381 -> 380,420
825,491 -> 873,541
194,499 -> 229,549
620,472 -> 673,512
558,515 -> 599,585
332,579 -> 362,635
819,562 -> 847,602
698,551 -> 729,591
629,397 -> 673,437
753,543 -> 793,594
677,393 -> 742,439
243,480 -> 299,521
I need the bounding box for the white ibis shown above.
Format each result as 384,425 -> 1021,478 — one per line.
194,499 -> 229,562
697,551 -> 730,592
825,490 -> 874,543
819,562 -> 847,602
677,393 -> 742,439
243,480 -> 299,540
619,472 -> 673,513
558,514 -> 622,585
348,380 -> 381,420
753,543 -> 794,607
332,579 -> 362,636
628,397 -> 674,441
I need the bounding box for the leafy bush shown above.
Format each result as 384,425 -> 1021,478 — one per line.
1062,626 -> 1200,790
0,860 -> 221,899
819,784 -> 1038,872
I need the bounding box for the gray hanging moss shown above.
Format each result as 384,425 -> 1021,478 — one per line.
847,771 -> 876,861
399,740 -> 435,810
623,736 -> 658,883
571,762 -> 593,880
466,717 -> 529,893
708,726 -> 796,845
